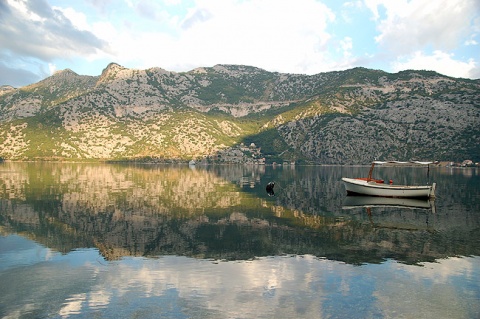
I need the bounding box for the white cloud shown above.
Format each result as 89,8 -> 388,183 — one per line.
86,0 -> 337,74
366,0 -> 480,55
363,0 -> 384,20
48,63 -> 57,75
124,0 -> 134,8
2,0 -> 479,86
6,0 -> 45,22
392,50 -> 478,78
340,37 -> 353,58
373,257 -> 479,318
55,6 -> 90,31
410,257 -> 477,283
58,293 -> 86,317
0,0 -> 107,61
164,0 -> 181,5
85,255 -> 332,318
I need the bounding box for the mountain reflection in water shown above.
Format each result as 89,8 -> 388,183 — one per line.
0,162 -> 479,265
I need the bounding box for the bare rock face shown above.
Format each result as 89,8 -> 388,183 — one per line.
0,64 -> 478,163
0,85 -> 16,96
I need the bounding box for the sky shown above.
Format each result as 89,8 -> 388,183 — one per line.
1,0 -> 479,87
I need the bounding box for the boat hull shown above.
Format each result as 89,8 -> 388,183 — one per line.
342,178 -> 435,198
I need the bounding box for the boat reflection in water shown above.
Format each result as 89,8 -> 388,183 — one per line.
342,195 -> 436,233
343,196 -> 435,210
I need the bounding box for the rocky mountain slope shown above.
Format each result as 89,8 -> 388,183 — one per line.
0,63 -> 478,164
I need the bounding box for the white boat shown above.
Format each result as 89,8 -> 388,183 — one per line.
342,196 -> 436,231
342,161 -> 436,198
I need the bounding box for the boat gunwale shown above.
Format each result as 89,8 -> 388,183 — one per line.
342,178 -> 432,190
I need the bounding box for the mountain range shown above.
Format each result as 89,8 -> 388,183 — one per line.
0,63 -> 479,164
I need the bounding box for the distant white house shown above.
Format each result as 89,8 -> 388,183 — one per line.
462,160 -> 473,166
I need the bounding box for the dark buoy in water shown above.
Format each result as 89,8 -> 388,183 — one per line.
266,181 -> 275,196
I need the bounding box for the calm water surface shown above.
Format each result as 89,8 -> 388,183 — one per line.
0,163 -> 479,318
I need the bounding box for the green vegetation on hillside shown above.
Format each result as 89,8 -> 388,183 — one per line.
0,65 -> 478,164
